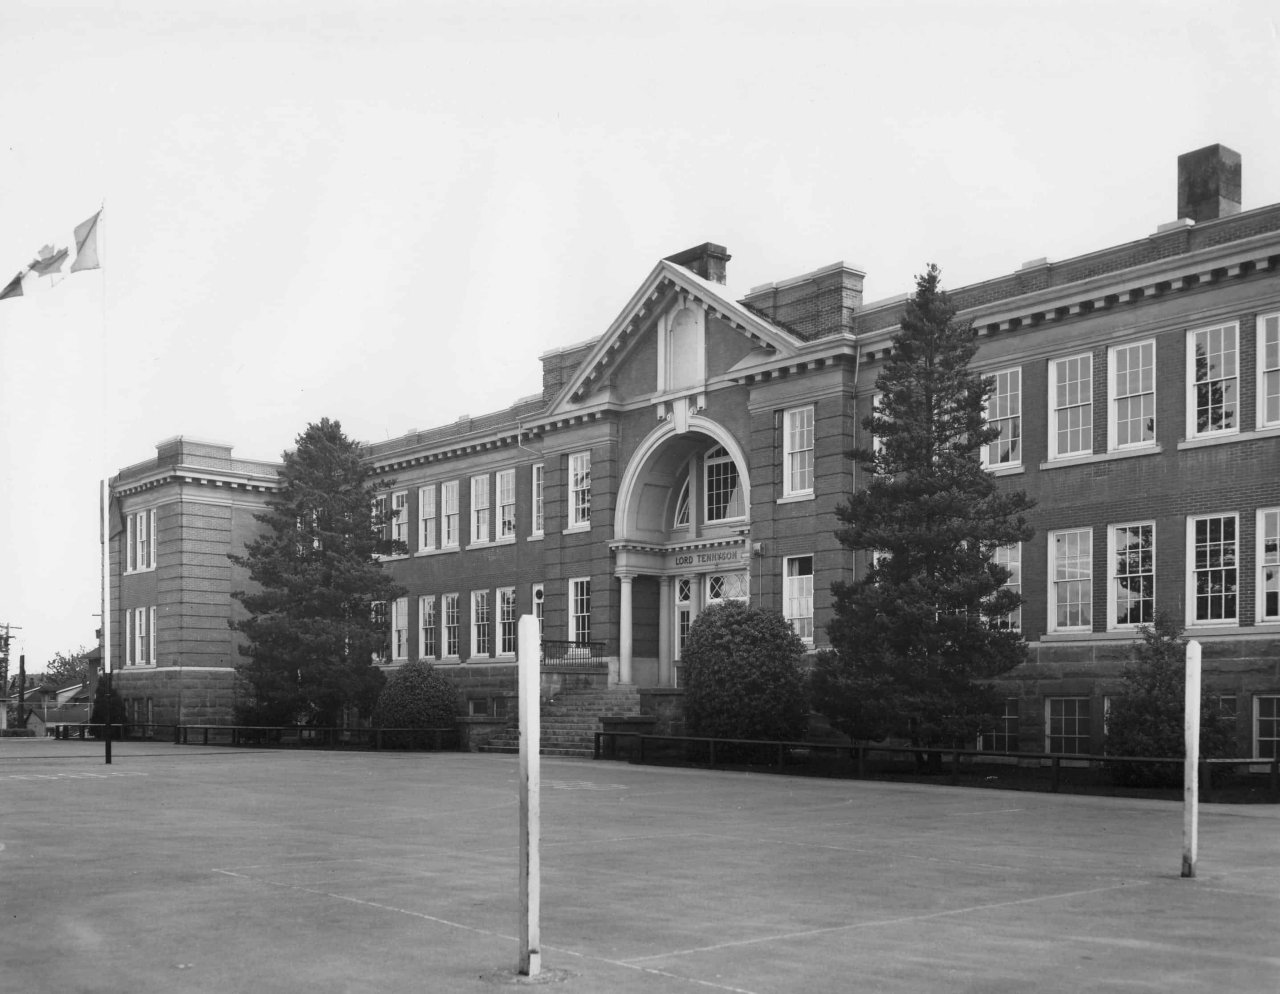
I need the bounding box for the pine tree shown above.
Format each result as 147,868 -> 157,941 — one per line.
230,418 -> 405,726
811,265 -> 1035,750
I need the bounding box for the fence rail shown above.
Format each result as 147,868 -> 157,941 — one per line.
540,639 -> 608,670
49,722 -> 459,751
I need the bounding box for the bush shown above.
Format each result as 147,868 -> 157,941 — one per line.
682,602 -> 808,743
1105,614 -> 1236,787
90,681 -> 129,740
372,661 -> 461,748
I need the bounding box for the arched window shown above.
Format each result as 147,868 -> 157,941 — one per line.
703,445 -> 744,521
673,476 -> 690,528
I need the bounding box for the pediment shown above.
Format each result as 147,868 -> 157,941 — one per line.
546,260 -> 802,414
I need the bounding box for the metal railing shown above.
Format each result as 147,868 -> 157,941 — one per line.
540,639 -> 608,670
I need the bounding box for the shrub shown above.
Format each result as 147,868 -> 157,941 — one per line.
89,681 -> 129,740
1105,614 -> 1235,787
682,602 -> 808,743
372,660 -> 461,748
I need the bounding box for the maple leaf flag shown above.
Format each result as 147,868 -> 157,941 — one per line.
2,209 -> 103,302
0,272 -> 23,299
71,210 -> 101,272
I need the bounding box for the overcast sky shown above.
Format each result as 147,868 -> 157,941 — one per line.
2,0 -> 1279,670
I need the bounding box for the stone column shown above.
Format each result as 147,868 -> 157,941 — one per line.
657,575 -> 673,687
618,573 -> 634,686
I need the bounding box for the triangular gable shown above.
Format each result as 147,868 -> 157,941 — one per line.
548,259 -> 802,413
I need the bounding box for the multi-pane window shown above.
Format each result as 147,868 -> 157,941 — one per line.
441,481 -> 460,548
673,476 -> 691,528
1259,508 -> 1280,622
126,508 -> 156,572
443,593 -> 460,657
570,578 -> 591,643
472,590 -> 492,657
704,445 -> 745,521
1110,340 -> 1156,449
676,577 -> 692,658
1110,523 -> 1154,629
1050,528 -> 1092,631
991,544 -> 1021,631
783,555 -> 814,642
1260,312 -> 1280,428
391,596 -> 409,660
1049,354 -> 1092,458
419,595 -> 437,659
983,368 -> 1022,467
783,406 -> 815,496
1188,323 -> 1239,437
372,494 -> 390,544
391,491 -> 408,548
1190,514 -> 1238,624
531,464 -> 544,536
471,476 -> 490,544
1047,697 -> 1091,754
499,587 -> 518,655
532,583 -> 544,636
706,572 -> 749,603
419,486 -> 436,552
1256,696 -> 1280,759
126,606 -> 156,665
496,469 -> 516,540
569,452 -> 591,528
980,698 -> 1019,752
370,601 -> 388,661
870,391 -> 886,465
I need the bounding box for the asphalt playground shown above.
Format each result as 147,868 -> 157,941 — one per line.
1,738 -> 1276,993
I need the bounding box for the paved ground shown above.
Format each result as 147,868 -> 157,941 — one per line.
1,739 -> 1276,994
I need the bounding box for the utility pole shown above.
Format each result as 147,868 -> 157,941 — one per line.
1,624 -> 23,732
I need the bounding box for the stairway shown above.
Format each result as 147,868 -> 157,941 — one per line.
477,686 -> 643,758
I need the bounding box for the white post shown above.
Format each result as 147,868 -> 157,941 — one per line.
618,574 -> 634,686
517,614 -> 541,976
1182,639 -> 1201,879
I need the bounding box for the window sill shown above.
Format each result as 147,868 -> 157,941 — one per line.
1039,445 -> 1162,471
1184,622 -> 1240,635
469,540 -> 495,549
777,492 -> 814,505
495,536 -> 517,546
985,464 -> 1024,477
1178,425 -> 1280,450
415,547 -> 459,557
377,553 -> 410,562
563,524 -> 592,535
527,533 -> 544,542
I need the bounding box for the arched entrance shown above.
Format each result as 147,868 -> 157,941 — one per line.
611,415 -> 753,686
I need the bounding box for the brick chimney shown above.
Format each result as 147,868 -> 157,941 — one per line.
739,261 -> 865,341
664,242 -> 731,284
1177,144 -> 1241,223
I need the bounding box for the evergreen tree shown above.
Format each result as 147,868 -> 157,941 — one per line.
811,265 -> 1035,749
230,418 -> 405,726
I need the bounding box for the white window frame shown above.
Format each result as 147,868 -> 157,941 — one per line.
126,508 -> 156,573
1187,513 -> 1239,627
703,445 -> 745,522
390,596 -> 409,660
1048,528 -> 1093,633
982,367 -> 1022,469
1186,322 -> 1240,440
418,485 -> 437,552
471,475 -> 490,545
570,577 -> 591,643
1255,695 -> 1280,760
496,469 -> 516,541
372,493 -> 390,544
1048,353 -> 1093,459
870,391 -> 886,469
1046,696 -> 1091,755
992,543 -> 1021,632
782,406 -> 815,497
133,605 -> 154,665
531,583 -> 544,637
390,490 -> 408,548
498,587 -> 517,656
568,452 -> 591,530
1107,521 -> 1155,631
472,590 -> 492,658
530,464 -> 544,537
1258,508 -> 1280,623
443,593 -> 460,658
441,481 -> 459,549
1108,339 -> 1157,451
783,555 -> 814,643
1258,311 -> 1280,430
419,595 -> 437,659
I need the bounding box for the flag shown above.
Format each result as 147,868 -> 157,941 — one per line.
0,272 -> 22,299
71,210 -> 101,273
29,244 -> 69,278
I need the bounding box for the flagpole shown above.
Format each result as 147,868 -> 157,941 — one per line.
98,203 -> 113,764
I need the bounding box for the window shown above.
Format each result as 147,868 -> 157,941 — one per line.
1109,523 -> 1154,629
783,556 -> 814,642
496,469 -> 516,540
570,578 -> 591,643
419,595 -> 437,659
372,493 -> 390,543
472,590 -> 491,657
676,578 -> 693,658
532,583 -> 544,637
870,391 -> 886,469
443,593 -> 460,657
1049,354 -> 1092,459
991,544 -> 1021,631
390,597 -> 409,660
1255,696 -> 1280,759
418,486 -> 436,552
980,698 -> 1019,752
1109,340 -> 1156,450
1047,697 -> 1091,754
783,406 -> 814,496
1187,323 -> 1239,438
390,491 -> 408,548
126,606 -> 156,665
568,452 -> 591,528
1189,514 -> 1238,625
370,601 -> 388,661
706,572 -> 749,603
673,476 -> 690,528
499,587 -> 517,655
441,481 -> 459,548
1260,312 -> 1280,428
1049,529 -> 1092,632
704,445 -> 745,521
531,464 -> 544,536
983,368 -> 1021,468
1259,508 -> 1280,622
126,508 -> 156,572
471,476 -> 490,544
